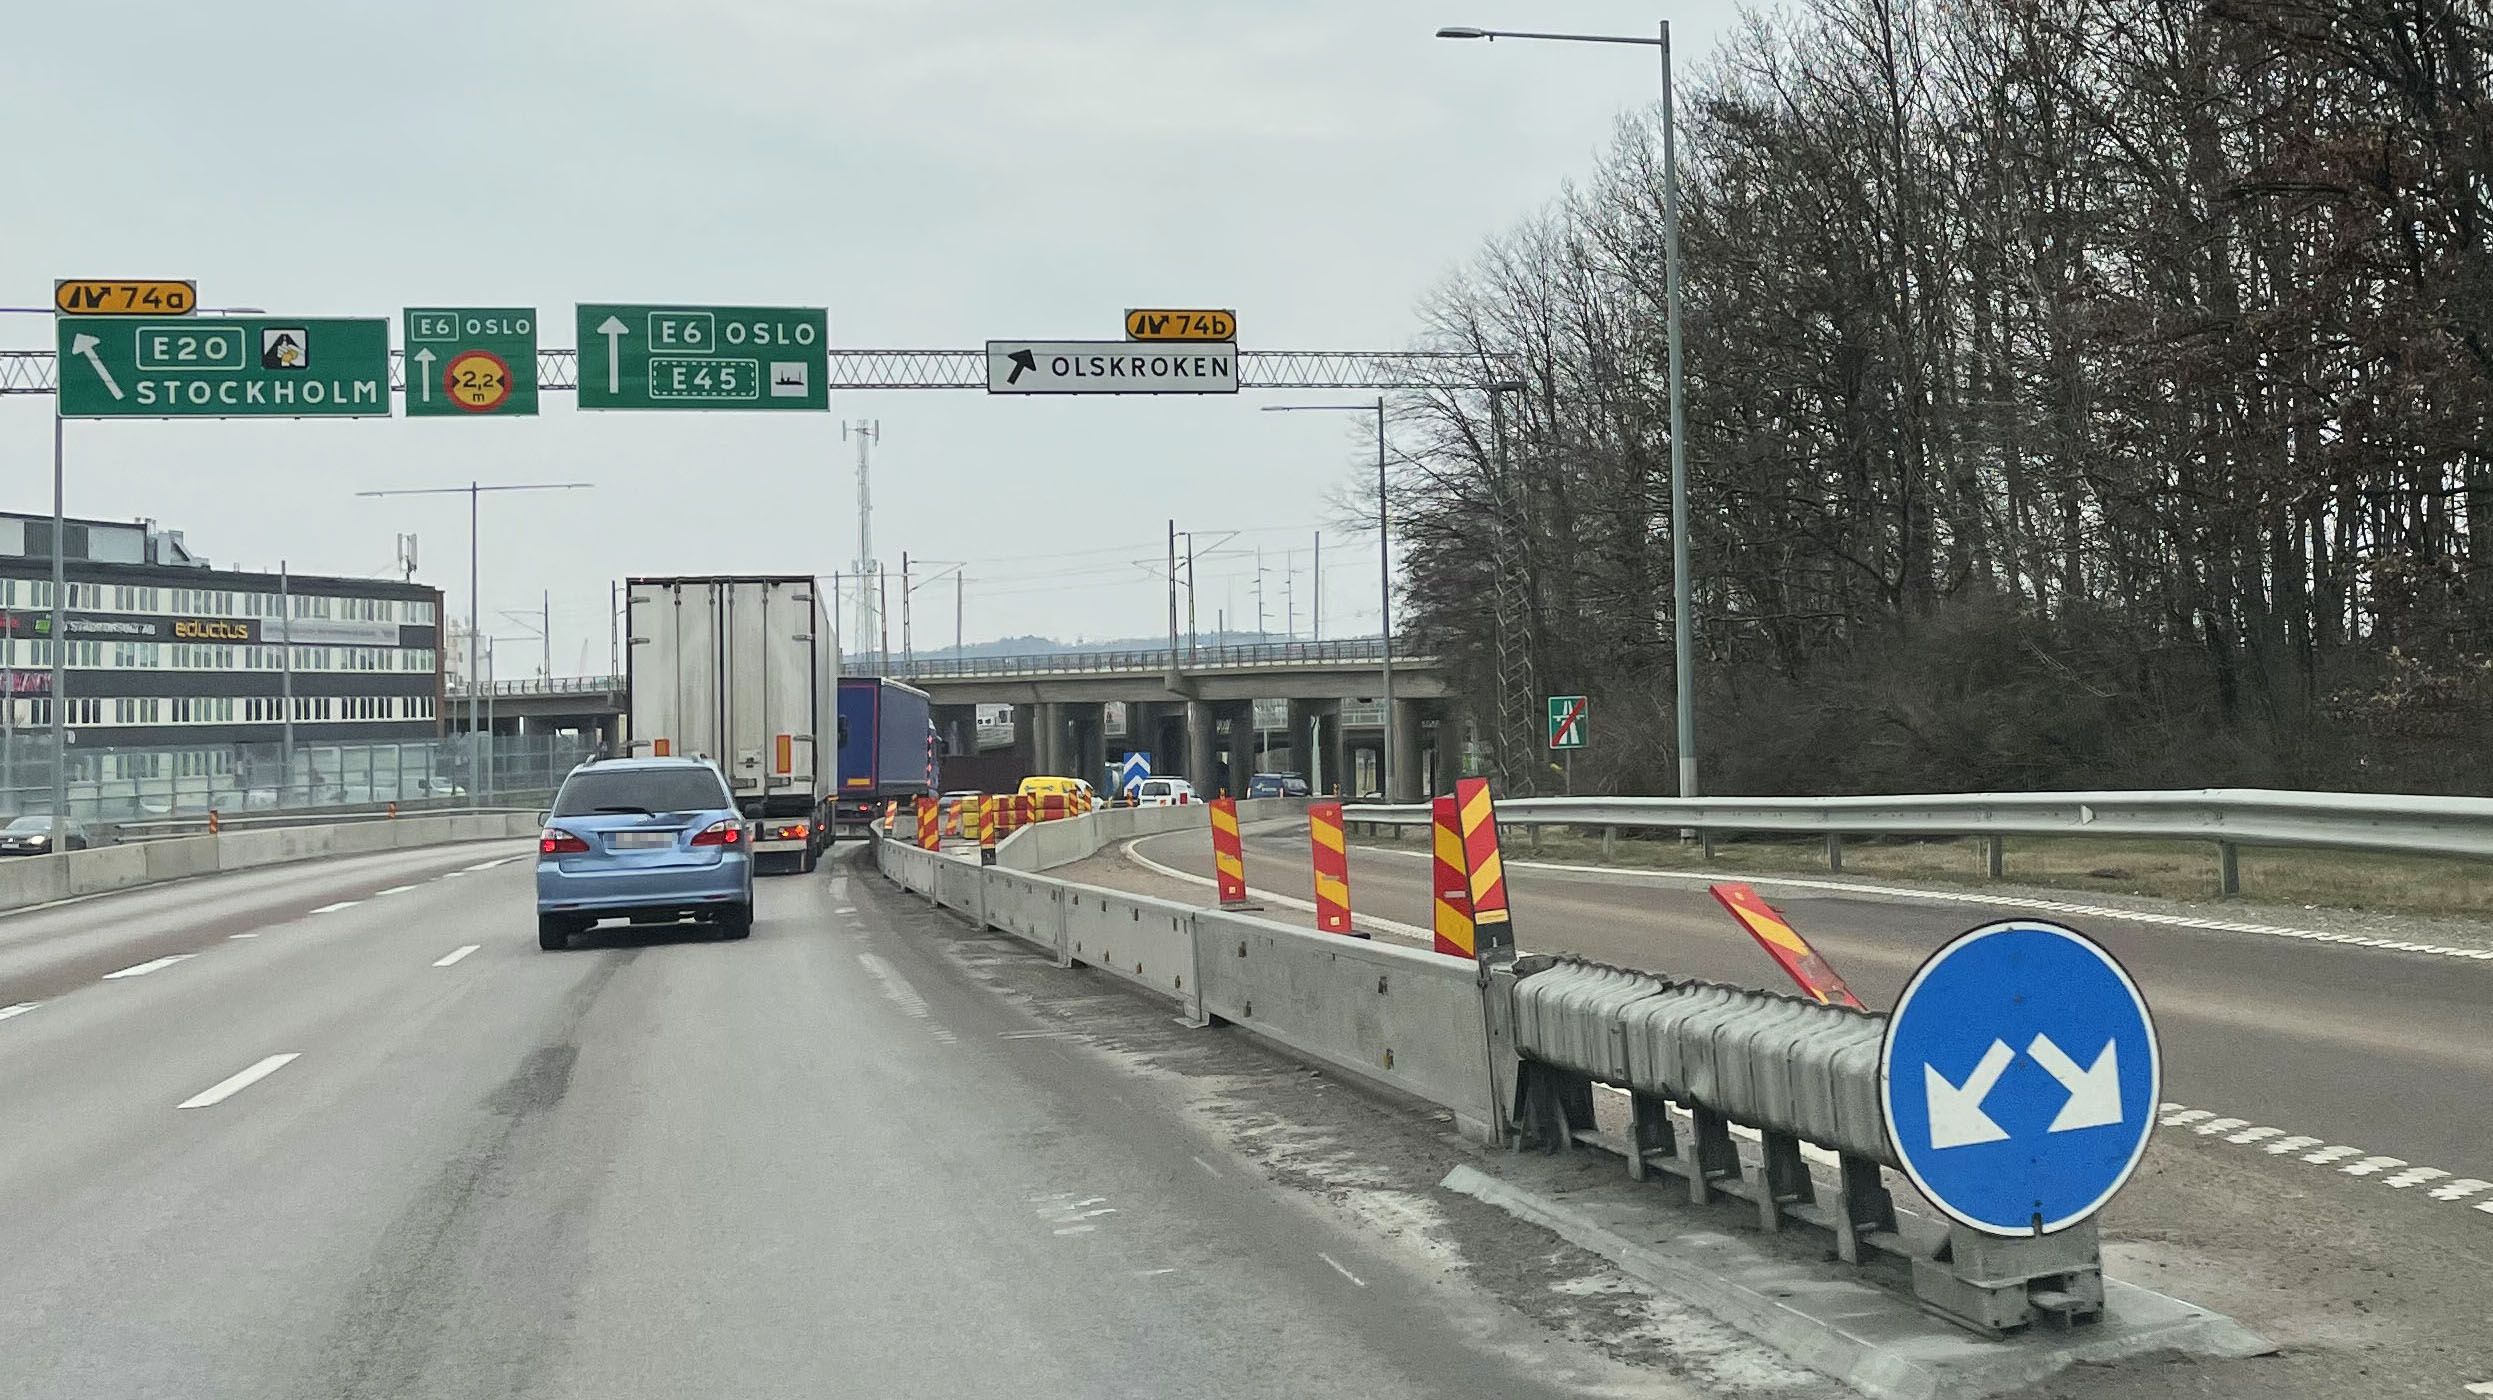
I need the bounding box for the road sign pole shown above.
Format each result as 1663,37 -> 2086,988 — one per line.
49,413 -> 66,821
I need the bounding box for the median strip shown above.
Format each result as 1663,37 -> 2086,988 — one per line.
175,1052 -> 301,1110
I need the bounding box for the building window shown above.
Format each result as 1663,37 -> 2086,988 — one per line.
112,696 -> 162,725
64,697 -> 103,725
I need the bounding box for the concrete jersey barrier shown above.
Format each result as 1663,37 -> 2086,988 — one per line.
0,812 -> 540,917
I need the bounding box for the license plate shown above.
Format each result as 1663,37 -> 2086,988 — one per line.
609,831 -> 674,849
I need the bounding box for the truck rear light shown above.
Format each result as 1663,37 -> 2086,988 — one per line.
691,819 -> 744,848
776,822 -> 809,840
540,828 -> 591,855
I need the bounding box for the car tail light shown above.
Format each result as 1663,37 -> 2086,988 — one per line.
691,819 -> 744,848
540,828 -> 591,855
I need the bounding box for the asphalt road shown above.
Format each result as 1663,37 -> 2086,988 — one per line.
1130,823 -> 2493,1188
0,841 -> 1661,1400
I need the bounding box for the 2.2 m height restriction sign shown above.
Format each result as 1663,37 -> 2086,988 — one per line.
1547,695 -> 1588,751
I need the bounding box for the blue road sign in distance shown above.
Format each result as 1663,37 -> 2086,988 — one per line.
1118,752 -> 1150,798
1880,920 -> 2160,1236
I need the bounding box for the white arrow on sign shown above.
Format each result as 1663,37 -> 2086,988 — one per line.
1925,1039 -> 2015,1149
70,333 -> 123,401
411,347 -> 436,403
2027,1034 -> 2123,1132
597,316 -> 629,394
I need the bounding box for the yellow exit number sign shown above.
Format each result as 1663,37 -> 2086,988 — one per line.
54,279 -> 196,316
1125,308 -> 1236,342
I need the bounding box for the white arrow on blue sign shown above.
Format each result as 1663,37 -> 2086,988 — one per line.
1118,752 -> 1151,798
1879,920 -> 2161,1236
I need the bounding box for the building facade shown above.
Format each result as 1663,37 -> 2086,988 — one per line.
0,512 -> 443,801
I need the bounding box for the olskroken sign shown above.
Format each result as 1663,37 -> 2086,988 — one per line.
986,340 -> 1239,395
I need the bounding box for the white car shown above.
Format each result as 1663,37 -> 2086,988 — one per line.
1133,777 -> 1195,807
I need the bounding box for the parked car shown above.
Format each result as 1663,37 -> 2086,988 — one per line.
0,815 -> 89,855
534,757 -> 754,951
1246,772 -> 1312,799
1134,777 -> 1196,807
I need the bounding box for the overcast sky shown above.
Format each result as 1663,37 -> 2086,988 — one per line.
2,1 -> 1738,675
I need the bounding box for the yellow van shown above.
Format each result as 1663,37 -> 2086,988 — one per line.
1017,775 -> 1094,802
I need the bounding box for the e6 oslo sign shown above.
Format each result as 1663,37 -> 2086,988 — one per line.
55,315 -> 391,419
575,304 -> 828,411
403,307 -> 539,417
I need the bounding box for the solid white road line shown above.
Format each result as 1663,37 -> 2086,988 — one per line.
0,1002 -> 38,1022
433,944 -> 480,967
310,901 -> 362,915
175,1052 -> 301,1110
102,954 -> 193,980
375,884 -> 418,897
439,870 -> 466,879
1318,1252 -> 1367,1287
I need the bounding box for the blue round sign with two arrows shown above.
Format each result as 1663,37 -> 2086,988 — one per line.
1879,920 -> 2161,1236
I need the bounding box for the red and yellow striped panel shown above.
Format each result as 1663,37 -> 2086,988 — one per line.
915,796 -> 940,851
1308,800 -> 1352,935
883,800 -> 899,835
1431,793 -> 1476,958
979,796 -> 998,849
1707,883 -> 1865,1008
1455,777 -> 1513,951
1209,796 -> 1249,905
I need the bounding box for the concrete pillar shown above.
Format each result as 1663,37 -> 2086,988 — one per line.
1185,699 -> 1216,791
1321,707 -> 1348,797
1285,700 -> 1316,780
931,704 -> 979,758
1034,702 -> 1065,776
1224,703 -> 1257,799
1074,703 -> 1108,788
1390,698 -> 1424,803
1009,704 -> 1041,774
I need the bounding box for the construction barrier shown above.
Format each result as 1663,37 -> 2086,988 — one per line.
1308,800 -> 1354,936
1454,777 -> 1513,956
1430,793 -> 1475,958
915,796 -> 940,851
979,797 -> 999,866
1209,796 -> 1249,907
883,800 -> 900,836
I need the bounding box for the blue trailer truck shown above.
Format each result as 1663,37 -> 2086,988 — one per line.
833,677 -> 936,837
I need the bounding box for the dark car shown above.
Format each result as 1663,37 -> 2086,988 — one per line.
0,815 -> 89,856
1245,772 -> 1312,799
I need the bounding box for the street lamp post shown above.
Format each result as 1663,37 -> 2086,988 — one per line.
356,480 -> 594,802
1437,20 -> 1700,797
1262,399 -> 1395,798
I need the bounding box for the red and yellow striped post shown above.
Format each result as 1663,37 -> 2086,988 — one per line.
1040,793 -> 1066,823
1015,793 -> 1035,830
941,800 -> 962,839
979,796 -> 999,866
1431,794 -> 1476,958
882,800 -> 899,836
915,796 -> 939,851
1308,800 -> 1357,936
1455,777 -> 1514,957
1209,796 -> 1250,908
1708,883 -> 1864,1009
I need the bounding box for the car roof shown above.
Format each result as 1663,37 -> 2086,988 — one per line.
574,756 -> 717,773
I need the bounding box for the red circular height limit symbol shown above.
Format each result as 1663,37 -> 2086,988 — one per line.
444,349 -> 513,413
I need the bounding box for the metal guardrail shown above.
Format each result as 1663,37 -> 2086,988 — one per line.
1344,788 -> 2493,892
448,674 -> 621,699
873,637 -> 1421,681
111,799 -> 554,843
1498,954 -> 2102,1333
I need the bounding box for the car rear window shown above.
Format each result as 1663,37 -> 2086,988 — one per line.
554,767 -> 732,816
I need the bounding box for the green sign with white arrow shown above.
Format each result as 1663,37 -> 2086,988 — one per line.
55,315 -> 391,419
402,307 -> 538,417
574,303 -> 828,411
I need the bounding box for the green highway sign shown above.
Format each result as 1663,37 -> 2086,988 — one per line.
403,307 -> 538,417
55,315 -> 391,419
1547,694 -> 1588,750
574,303 -> 828,411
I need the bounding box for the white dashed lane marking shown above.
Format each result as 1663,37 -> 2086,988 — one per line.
433,944 -> 480,967
1319,1252 -> 1367,1287
0,1002 -> 37,1022
310,901 -> 362,915
2158,1102 -> 2490,1223
175,1052 -> 300,1109
102,954 -> 193,980
374,884 -> 417,897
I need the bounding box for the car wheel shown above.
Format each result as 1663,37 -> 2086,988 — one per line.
719,904 -> 753,940
537,915 -> 570,951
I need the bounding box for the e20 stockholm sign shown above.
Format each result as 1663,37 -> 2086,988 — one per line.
55,316 -> 391,419
575,304 -> 828,411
